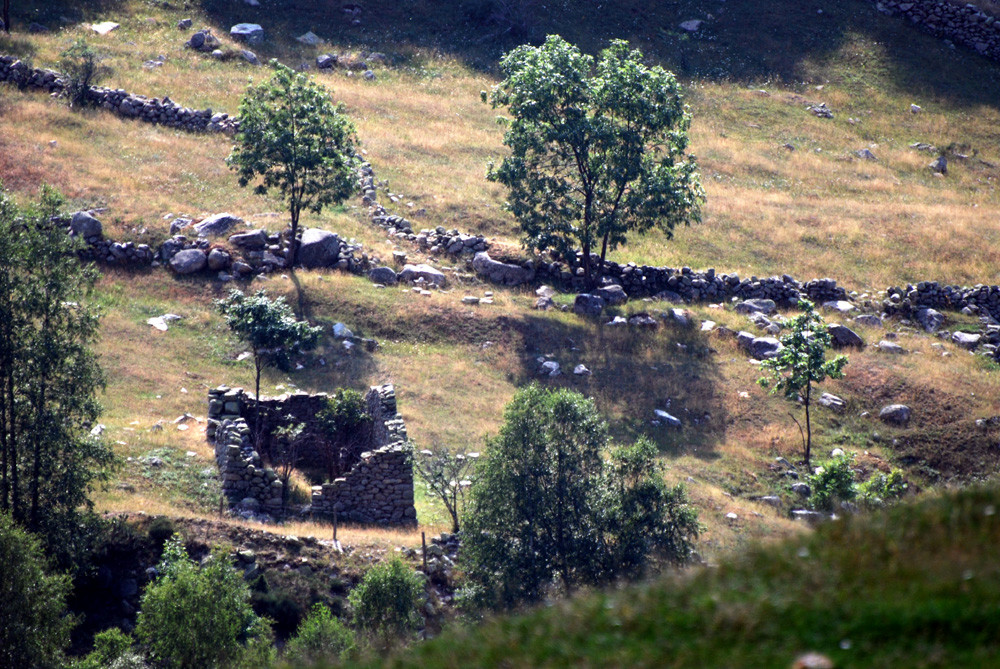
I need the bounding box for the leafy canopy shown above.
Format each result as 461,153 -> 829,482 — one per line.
136,535 -> 272,669
758,300 -> 848,467
283,603 -> 356,665
485,35 -> 704,286
227,60 -> 358,266
462,384 -> 699,610
0,511 -> 74,669
348,556 -> 425,640
216,289 -> 321,370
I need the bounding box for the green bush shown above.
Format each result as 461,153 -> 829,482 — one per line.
59,39 -> 111,109
348,557 -> 425,639
283,603 -> 356,665
146,516 -> 175,550
72,628 -> 148,669
136,535 -> 272,668
807,454 -> 857,511
251,589 -> 303,640
859,469 -> 908,509
0,512 -> 74,669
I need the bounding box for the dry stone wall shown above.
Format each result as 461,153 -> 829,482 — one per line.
876,0 -> 1000,60
206,383 -> 415,525
0,55 -> 238,132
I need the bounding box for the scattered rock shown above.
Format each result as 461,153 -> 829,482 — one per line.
821,300 -> 855,314
177,18 -> 193,30
240,50 -> 260,66
229,229 -> 268,249
573,364 -> 591,376
828,323 -> 864,348
540,360 -> 561,377
535,296 -> 555,310
573,293 -> 606,318
856,148 -> 876,160
363,70 -> 376,81
69,211 -> 103,241
679,19 -> 703,31
791,482 -> 811,498
878,340 -> 907,354
818,392 -> 846,413
91,21 -> 120,35
462,296 -> 480,305
595,284 -> 628,306
316,53 -> 338,69
367,266 -> 398,286
654,410 -> 682,428
742,335 -> 783,360
472,251 -> 533,285
628,313 -> 659,329
952,331 -> 981,350
792,509 -> 826,525
929,155 -> 947,174
879,404 -> 911,426
230,23 -> 264,45
854,314 -> 883,328
332,322 -> 353,339
670,308 -> 693,328
207,248 -> 231,271
399,263 -> 447,287
735,298 -> 776,315
296,31 -> 322,46
916,307 -> 945,332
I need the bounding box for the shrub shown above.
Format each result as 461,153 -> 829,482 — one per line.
146,516 -> 175,550
858,469 -> 908,509
0,512 -> 74,669
136,535 -> 271,668
348,557 -> 425,640
283,603 -> 356,665
250,589 -> 303,640
808,455 -> 857,511
59,39 -> 111,109
72,628 -> 148,669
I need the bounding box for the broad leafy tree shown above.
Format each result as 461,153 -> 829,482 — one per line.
0,511 -> 74,669
758,300 -> 849,468
216,289 -> 322,437
228,61 -> 359,267
462,385 -> 699,609
413,448 -> 478,533
136,535 -> 272,669
485,35 -> 704,288
0,185 -> 114,560
348,556 -> 425,642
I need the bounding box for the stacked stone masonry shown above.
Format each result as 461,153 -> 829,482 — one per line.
0,55 -> 238,132
207,384 -> 416,526
876,0 -> 1000,61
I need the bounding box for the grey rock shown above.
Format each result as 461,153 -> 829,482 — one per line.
679,19 -> 703,31
170,217 -> 194,235
535,296 -> 555,310
854,314 -> 883,328
952,331 -> 982,350
363,70 -> 376,81
878,340 -> 907,354
536,285 -> 556,298
821,300 -> 855,314
749,336 -> 783,360
916,308 -> 945,332
230,23 -> 264,45
296,31 -> 322,46
316,53 -> 338,69
735,298 -> 777,315
239,497 -> 261,512
856,148 -> 877,160
929,154 -> 947,174
654,410 -> 681,428
879,404 -> 911,426
818,392 -> 847,413
69,211 -> 103,240
229,229 -> 267,249
177,18 -> 193,29
472,251 -> 533,286
540,360 -> 561,377
628,313 -> 659,329
596,284 -> 628,306
791,482 -> 811,498
573,364 -> 591,376
169,249 -> 207,274
207,248 -> 231,271
399,263 -> 447,287
759,496 -> 782,508
828,323 -> 864,348
670,308 -> 693,328
792,509 -> 826,525
194,213 -> 243,237
240,50 -> 260,66
367,266 -> 398,286
298,229 -> 341,268
573,293 -> 605,318
736,330 -> 756,352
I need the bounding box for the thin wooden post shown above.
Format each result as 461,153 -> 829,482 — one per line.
218,494 -> 224,518
333,509 -> 338,543
421,531 -> 427,573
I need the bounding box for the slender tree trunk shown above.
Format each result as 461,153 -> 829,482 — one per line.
597,231 -> 610,288
30,382 -> 43,526
581,236 -> 592,292
287,200 -> 301,268
8,365 -> 18,522
804,382 -> 812,468
2,0 -> 9,34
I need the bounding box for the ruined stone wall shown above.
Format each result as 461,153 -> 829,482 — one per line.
206,384 -> 415,525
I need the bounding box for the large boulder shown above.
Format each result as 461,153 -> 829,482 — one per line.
228,229 -> 268,249
194,213 -> 243,237
828,323 -> 864,348
399,263 -> 447,287
574,293 -> 605,318
297,229 -> 340,268
952,331 -> 982,350
735,298 -> 777,315
595,284 -> 628,306
230,23 -> 264,45
879,404 -> 911,426
169,249 -> 207,274
367,266 -> 398,286
69,211 -> 103,241
207,248 -> 231,271
915,308 -> 945,332
749,336 -> 783,360
471,252 -> 533,286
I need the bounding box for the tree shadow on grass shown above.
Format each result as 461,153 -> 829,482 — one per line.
514,311 -> 726,461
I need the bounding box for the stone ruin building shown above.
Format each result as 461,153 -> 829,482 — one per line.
206,384 -> 416,526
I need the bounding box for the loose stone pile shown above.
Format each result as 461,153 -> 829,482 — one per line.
206,384 -> 416,526
0,55 -> 238,133
876,0 -> 1000,61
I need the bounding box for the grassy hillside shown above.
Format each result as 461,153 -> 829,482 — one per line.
377,482 -> 1000,668
1,0 -> 1000,558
